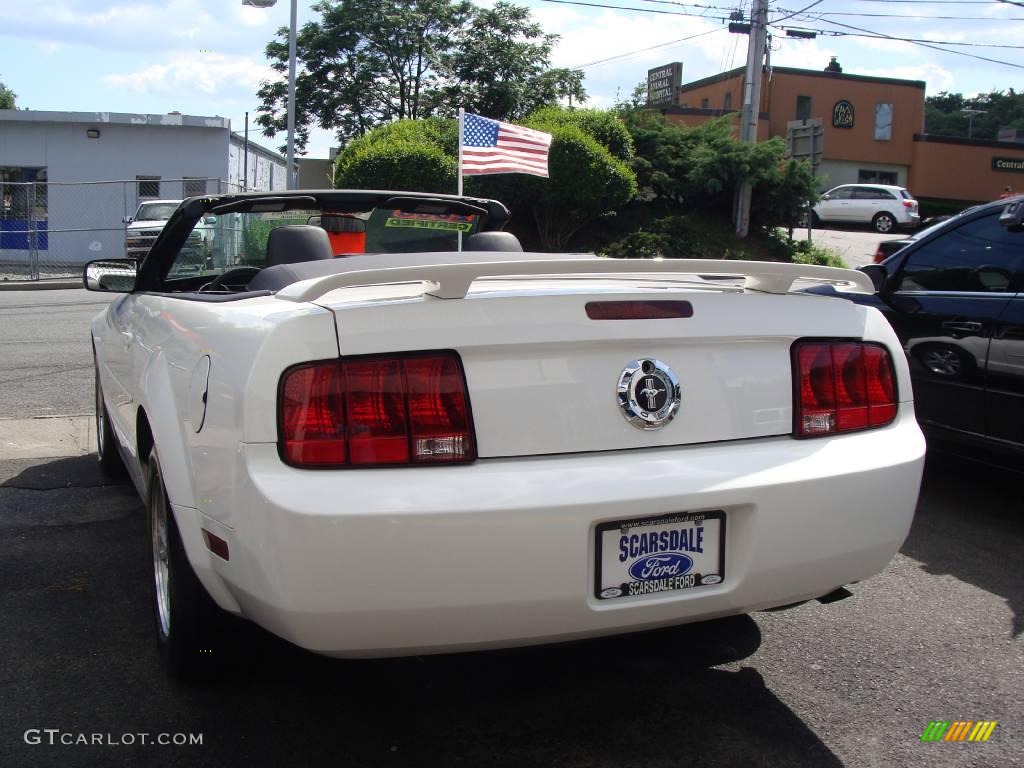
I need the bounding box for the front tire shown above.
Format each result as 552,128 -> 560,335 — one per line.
873,212 -> 896,233
148,448 -> 222,680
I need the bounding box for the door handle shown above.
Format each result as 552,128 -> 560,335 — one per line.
941,320 -> 983,333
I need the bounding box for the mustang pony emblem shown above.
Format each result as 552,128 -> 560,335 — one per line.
616,360 -> 681,430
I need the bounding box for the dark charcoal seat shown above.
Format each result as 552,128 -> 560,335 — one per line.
462,232 -> 523,252
264,225 -> 334,268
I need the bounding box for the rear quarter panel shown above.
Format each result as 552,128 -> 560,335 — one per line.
129,295 -> 338,523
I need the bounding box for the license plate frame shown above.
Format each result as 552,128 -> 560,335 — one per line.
594,510 -> 726,601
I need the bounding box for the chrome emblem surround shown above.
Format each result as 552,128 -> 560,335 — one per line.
617,358 -> 681,430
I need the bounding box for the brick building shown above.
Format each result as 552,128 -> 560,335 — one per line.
655,60 -> 1024,205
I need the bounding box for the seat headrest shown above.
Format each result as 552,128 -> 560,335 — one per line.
321,215 -> 366,233
463,231 -> 524,252
265,225 -> 334,267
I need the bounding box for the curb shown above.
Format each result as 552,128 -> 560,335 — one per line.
0,280 -> 81,291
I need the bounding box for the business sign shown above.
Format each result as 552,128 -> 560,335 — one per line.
832,100 -> 855,129
647,63 -> 683,107
993,156 -> 1024,173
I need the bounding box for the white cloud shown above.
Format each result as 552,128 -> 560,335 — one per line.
0,0 -> 282,54
104,53 -> 274,96
857,64 -> 957,93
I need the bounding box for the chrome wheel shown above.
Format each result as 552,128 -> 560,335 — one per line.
151,479 -> 171,639
874,213 -> 895,233
922,348 -> 962,377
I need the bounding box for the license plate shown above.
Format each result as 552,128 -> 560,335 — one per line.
594,511 -> 725,600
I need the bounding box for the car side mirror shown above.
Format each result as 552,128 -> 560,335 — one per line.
999,199 -> 1023,230
84,258 -> 137,293
122,216 -> 133,224
821,194 -> 831,201
860,264 -> 888,294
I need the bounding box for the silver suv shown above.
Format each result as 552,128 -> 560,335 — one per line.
810,184 -> 920,233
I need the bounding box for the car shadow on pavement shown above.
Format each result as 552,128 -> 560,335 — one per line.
900,452 -> 1024,636
0,452 -> 130,489
0,454 -> 843,768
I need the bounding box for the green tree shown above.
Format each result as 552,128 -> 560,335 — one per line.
925,89 -> 1024,140
590,109 -> 817,259
334,118 -> 457,190
429,2 -> 585,120
0,77 -> 15,110
332,108 -> 636,250
471,110 -> 634,249
257,0 -> 585,152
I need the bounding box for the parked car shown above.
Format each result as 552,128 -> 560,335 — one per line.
84,190 -> 925,680
812,195 -> 1023,469
806,184 -> 920,233
873,238 -> 914,264
124,199 -> 213,267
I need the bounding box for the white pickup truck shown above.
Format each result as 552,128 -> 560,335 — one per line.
85,190 -> 925,680
124,199 -> 211,266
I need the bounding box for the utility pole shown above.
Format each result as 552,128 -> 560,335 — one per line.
735,0 -> 769,237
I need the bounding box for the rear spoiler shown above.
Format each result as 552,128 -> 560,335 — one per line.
275,257 -> 874,302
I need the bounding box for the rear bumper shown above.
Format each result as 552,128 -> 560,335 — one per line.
198,411 -> 925,657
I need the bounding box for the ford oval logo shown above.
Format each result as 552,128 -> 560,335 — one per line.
628,552 -> 693,581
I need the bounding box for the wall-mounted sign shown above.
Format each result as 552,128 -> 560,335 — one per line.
832,100 -> 855,129
992,156 -> 1024,173
647,63 -> 683,107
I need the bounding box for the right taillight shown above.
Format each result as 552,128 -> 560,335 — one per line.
873,248 -> 886,263
278,351 -> 476,467
792,340 -> 897,438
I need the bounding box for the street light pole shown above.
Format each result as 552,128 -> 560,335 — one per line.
286,0 -> 297,189
242,0 -> 298,189
962,108 -> 986,140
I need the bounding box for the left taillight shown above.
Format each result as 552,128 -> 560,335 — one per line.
792,340 -> 898,438
278,351 -> 476,468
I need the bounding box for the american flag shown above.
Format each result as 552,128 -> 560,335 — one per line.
460,113 -> 552,177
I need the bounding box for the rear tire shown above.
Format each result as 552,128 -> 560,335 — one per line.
94,359 -> 126,477
873,212 -> 896,233
148,448 -> 222,681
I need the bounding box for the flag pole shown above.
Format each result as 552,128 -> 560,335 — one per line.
457,107 -> 465,252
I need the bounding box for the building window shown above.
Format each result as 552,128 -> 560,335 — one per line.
183,178 -> 207,197
874,103 -> 893,141
858,170 -> 898,185
796,95 -> 812,121
700,97 -> 710,109
137,176 -> 160,199
724,91 -> 733,110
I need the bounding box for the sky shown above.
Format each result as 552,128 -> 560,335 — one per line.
0,0 -> 1022,160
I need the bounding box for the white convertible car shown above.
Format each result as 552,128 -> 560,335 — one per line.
87,190 -> 925,679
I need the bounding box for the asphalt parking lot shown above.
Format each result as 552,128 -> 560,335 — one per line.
0,289 -> 1021,768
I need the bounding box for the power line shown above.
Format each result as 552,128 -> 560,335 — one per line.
853,0 -> 1014,4
537,0 -> 735,21
771,0 -> 824,24
571,26 -> 725,68
774,26 -> 1024,49
781,15 -> 1024,69
775,6 -> 1023,20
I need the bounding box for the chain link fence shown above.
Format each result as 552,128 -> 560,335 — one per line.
0,178 -> 247,281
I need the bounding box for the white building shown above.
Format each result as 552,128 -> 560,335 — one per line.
0,110 -> 295,269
